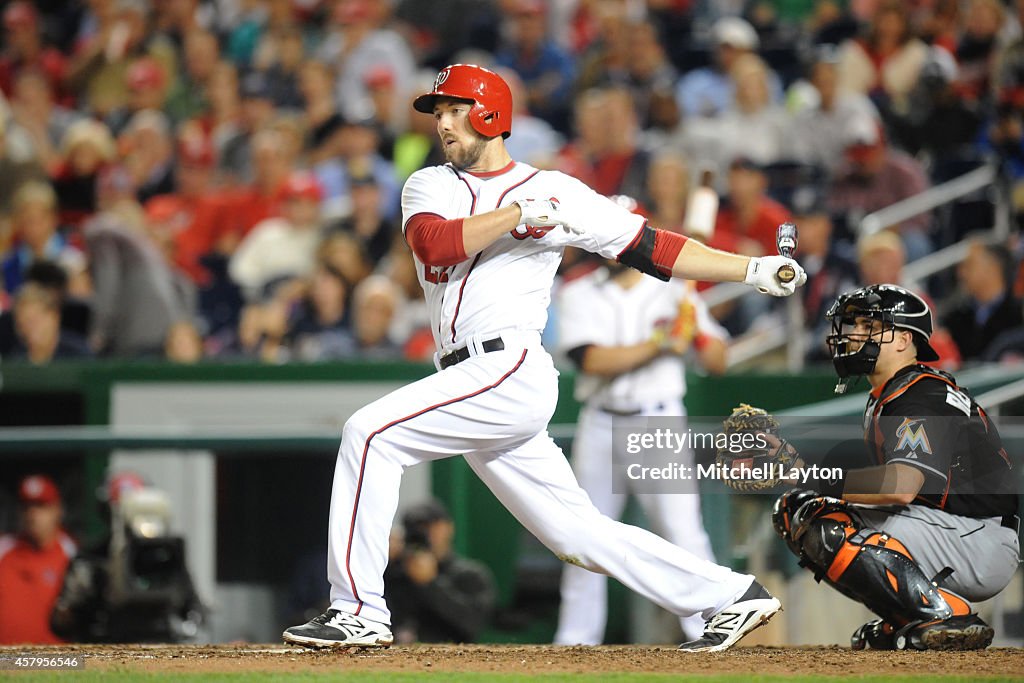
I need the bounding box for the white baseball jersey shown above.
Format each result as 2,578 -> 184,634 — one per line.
401,162 -> 646,353
558,270 -> 727,410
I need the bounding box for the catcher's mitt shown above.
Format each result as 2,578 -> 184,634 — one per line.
716,404 -> 795,492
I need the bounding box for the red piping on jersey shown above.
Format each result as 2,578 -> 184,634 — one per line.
450,253 -> 482,343
406,212 -> 467,266
616,221 -> 649,260
455,173 -> 477,215
344,349 -> 529,614
447,170 -> 540,345
496,170 -> 540,207
464,160 -> 517,178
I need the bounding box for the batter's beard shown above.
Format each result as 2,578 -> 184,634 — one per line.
444,137 -> 488,170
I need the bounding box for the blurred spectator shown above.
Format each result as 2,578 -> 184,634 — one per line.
142,132 -> 221,284
105,56 -> 171,135
0,1 -> 70,105
164,319 -> 204,364
857,229 -> 914,289
85,206 -> 196,356
120,110 -> 176,203
377,238 -> 432,360
8,69 -> 83,173
789,49 -> 881,174
712,53 -> 791,171
887,48 -> 984,173
836,0 -> 929,113
0,475 -> 76,644
624,20 -> 678,130
385,499 -> 496,644
674,16 -> 782,119
202,61 -> 244,164
256,25 -> 306,111
853,230 -> 961,368
315,118 -> 401,222
497,67 -> 563,170
0,114 -> 47,217
955,0 -> 1004,102
826,118 -> 932,259
393,0 -> 498,69
165,30 -> 219,124
943,240 -> 1024,361
2,181 -> 88,296
65,0 -> 176,119
8,282 -> 92,363
229,171 -> 324,300
496,0 -> 576,133
715,157 -> 793,257
318,0 -> 416,127
220,71 -> 278,184
286,262 -> 355,361
319,231 -> 371,289
794,192 -> 858,356
573,0 -> 630,94
644,151 -> 691,234
0,260 -> 91,358
328,166 -> 395,266
556,87 -> 650,198
300,60 -> 345,162
349,274 -> 403,359
50,118 -> 117,229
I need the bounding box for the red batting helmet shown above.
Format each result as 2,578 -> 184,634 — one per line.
413,64 -> 513,139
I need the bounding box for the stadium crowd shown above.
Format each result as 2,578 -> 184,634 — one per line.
1,0 -> 1024,366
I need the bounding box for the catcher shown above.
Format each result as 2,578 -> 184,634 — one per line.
720,284 -> 1020,650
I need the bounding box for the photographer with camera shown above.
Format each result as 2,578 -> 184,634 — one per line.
50,472 -> 204,643
384,500 -> 496,644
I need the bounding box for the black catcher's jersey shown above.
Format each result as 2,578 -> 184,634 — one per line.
864,364 -> 1018,518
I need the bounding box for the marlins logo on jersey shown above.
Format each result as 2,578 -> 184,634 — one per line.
895,417 -> 932,456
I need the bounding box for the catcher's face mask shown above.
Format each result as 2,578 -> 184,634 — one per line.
825,296 -> 896,394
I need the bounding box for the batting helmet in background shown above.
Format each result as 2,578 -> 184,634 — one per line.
413,64 -> 513,139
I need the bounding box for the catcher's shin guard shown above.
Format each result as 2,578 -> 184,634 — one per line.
784,497 -> 972,629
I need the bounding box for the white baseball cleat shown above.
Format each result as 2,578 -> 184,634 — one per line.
677,581 -> 782,653
283,609 -> 394,648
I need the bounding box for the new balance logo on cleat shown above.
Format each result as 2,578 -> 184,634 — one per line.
678,581 -> 782,653
283,609 -> 394,649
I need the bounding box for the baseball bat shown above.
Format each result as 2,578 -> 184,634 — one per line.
775,222 -> 799,283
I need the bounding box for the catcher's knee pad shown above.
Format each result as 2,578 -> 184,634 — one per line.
793,499 -> 972,627
771,488 -> 820,554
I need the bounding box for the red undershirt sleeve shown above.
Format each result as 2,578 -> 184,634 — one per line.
405,212 -> 468,267
651,229 -> 688,277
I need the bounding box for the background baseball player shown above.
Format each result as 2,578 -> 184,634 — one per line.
554,258 -> 727,644
282,64 -> 805,652
770,284 -> 1020,650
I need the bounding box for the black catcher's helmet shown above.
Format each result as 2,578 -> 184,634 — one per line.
825,284 -> 939,393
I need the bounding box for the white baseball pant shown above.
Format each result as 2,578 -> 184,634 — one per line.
326,331 -> 753,627
554,401 -> 718,643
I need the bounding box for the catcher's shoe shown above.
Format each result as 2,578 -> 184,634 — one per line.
896,614 -> 994,651
677,581 -> 781,653
283,609 -> 393,648
851,619 -> 897,650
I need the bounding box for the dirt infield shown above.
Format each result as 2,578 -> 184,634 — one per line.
3,643 -> 1023,678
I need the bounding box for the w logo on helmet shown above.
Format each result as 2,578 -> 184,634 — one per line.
433,69 -> 450,90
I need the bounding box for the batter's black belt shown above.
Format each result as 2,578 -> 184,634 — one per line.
439,338 -> 505,369
1002,514 -> 1020,533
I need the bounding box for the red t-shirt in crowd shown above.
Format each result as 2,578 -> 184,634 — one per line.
0,532 -> 76,644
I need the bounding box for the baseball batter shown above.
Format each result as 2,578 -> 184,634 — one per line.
554,263 -> 726,644
772,284 -> 1020,650
283,64 -> 806,652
